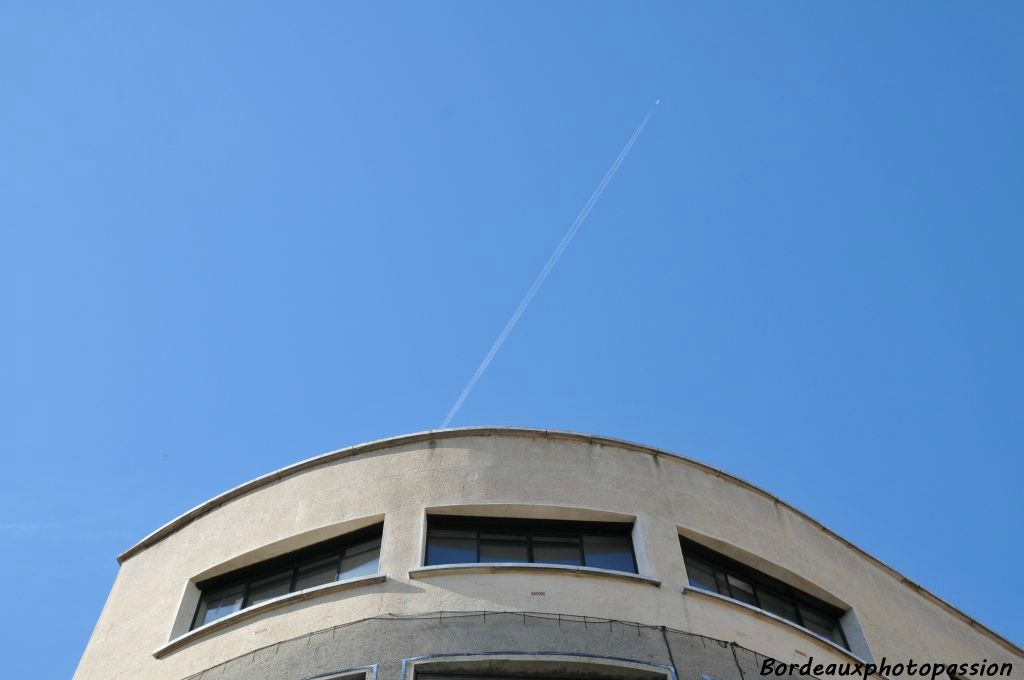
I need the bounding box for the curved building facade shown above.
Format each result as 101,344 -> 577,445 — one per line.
74,428 -> 1021,680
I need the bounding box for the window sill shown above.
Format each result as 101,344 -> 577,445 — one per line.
408,563 -> 661,587
153,574 -> 386,659
681,585 -> 865,663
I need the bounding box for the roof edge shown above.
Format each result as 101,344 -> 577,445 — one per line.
115,426 -> 1023,658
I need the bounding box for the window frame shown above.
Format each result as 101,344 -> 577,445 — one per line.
679,536 -> 850,650
425,515 -> 638,573
191,522 -> 383,631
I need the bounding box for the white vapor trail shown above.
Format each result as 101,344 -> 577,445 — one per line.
441,102 -> 659,427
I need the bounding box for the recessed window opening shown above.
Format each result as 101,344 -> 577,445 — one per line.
680,536 -> 849,649
426,516 -> 637,573
420,675 -> 644,680
191,523 -> 383,630
413,655 -> 670,680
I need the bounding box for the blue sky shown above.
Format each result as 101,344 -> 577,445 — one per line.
2,3 -> 1022,676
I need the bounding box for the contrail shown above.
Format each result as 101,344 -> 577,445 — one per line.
441,102 -> 659,428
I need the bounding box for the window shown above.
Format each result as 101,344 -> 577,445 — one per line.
420,674 -> 652,680
425,516 -> 637,573
192,523 -> 382,630
414,656 -> 670,680
680,537 -> 849,649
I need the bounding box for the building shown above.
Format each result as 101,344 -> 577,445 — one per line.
74,428 -> 1022,680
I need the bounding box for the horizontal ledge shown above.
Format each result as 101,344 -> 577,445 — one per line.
409,563 -> 661,587
426,504 -> 636,524
153,574 -> 386,659
681,586 -> 867,664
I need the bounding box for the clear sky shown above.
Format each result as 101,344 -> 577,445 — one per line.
2,3 -> 1022,677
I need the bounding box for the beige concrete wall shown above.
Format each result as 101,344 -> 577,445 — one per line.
73,430 -> 1023,680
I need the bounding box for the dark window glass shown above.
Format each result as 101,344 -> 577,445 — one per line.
582,534 -> 635,572
798,603 -> 844,643
725,574 -> 758,606
294,556 -> 339,591
679,537 -> 848,650
192,523 -> 382,631
533,536 -> 583,566
683,554 -> 717,591
195,583 -> 244,626
714,570 -> 732,596
480,534 -> 529,562
756,585 -> 799,624
340,537 -> 381,579
245,571 -> 291,607
425,516 -> 637,574
426,529 -> 477,565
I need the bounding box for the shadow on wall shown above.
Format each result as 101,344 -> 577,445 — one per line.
176,612 -> 804,680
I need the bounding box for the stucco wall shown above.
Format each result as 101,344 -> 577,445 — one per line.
73,429 -> 1022,680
